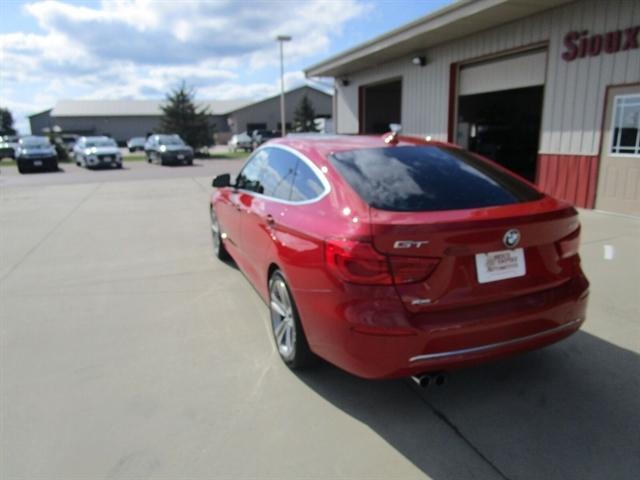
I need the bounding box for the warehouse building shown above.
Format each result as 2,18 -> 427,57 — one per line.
28,85 -> 332,146
306,0 -> 640,216
226,85 -> 332,133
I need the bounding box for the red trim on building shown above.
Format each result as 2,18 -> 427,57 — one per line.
536,154 -> 599,208
447,62 -> 457,143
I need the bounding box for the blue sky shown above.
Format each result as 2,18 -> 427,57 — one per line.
0,0 -> 453,133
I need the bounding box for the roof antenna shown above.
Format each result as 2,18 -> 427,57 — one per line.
384,123 -> 402,145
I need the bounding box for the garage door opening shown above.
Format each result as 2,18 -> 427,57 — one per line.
456,86 -> 543,182
360,79 -> 401,134
455,49 -> 547,182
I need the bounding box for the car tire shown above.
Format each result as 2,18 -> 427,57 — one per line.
268,270 -> 315,369
210,208 -> 230,261
17,163 -> 28,174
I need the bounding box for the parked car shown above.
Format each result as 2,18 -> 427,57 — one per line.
0,135 -> 19,159
251,129 -> 280,150
145,134 -> 193,166
209,134 -> 589,380
73,136 -> 122,169
228,132 -> 253,152
15,136 -> 58,173
127,136 -> 146,152
60,134 -> 79,154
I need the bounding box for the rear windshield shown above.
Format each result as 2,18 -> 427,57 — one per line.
330,146 -> 542,212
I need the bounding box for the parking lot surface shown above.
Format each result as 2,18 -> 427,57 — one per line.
1,165 -> 638,479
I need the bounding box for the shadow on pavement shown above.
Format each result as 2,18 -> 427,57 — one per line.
295,331 -> 640,480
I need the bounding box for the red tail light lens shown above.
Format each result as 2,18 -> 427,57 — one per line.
324,238 -> 439,285
557,226 -> 581,258
325,239 -> 392,285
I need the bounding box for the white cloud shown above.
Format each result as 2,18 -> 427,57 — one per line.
1,0 -> 366,133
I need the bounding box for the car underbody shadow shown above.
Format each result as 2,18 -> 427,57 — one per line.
294,331 -> 640,480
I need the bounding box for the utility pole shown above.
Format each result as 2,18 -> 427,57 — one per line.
276,35 -> 292,136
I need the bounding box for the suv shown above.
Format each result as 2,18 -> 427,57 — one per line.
15,136 -> 58,173
73,136 -> 122,169
145,134 -> 194,166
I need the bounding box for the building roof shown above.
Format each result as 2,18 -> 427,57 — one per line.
226,84 -> 332,114
28,108 -> 53,118
43,84 -> 332,118
305,0 -> 572,78
50,99 -> 251,117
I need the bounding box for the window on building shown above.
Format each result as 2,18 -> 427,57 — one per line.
611,94 -> 640,156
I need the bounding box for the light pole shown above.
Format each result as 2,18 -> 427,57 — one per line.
276,35 -> 291,136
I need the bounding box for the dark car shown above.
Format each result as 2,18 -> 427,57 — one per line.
145,134 -> 194,166
15,136 -> 58,173
251,129 -> 280,150
127,137 -> 146,152
209,133 -> 589,381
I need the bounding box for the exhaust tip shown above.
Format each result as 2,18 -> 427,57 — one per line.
411,374 -> 432,388
434,372 -> 448,386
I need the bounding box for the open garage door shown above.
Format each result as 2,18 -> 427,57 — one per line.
456,49 -> 546,182
360,79 -> 401,134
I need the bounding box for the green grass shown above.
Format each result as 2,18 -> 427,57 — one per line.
203,151 -> 250,160
123,154 -> 147,162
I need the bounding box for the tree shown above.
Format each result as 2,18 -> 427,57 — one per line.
159,82 -> 213,149
292,95 -> 318,132
0,107 -> 17,136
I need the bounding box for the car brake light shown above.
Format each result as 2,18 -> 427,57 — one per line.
324,238 -> 439,285
557,226 -> 581,258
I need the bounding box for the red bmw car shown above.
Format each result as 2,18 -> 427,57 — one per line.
209,134 -> 589,380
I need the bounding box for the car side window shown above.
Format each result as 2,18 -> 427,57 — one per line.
236,150 -> 268,194
260,148 -> 298,200
291,160 -> 325,201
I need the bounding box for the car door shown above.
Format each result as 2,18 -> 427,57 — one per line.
216,150 -> 269,267
237,147 -> 298,286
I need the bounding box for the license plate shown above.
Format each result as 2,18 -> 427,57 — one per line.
33,160 -> 43,166
103,156 -> 112,161
475,248 -> 525,284
177,154 -> 184,160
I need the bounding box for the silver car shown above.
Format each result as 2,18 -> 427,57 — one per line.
74,136 -> 122,169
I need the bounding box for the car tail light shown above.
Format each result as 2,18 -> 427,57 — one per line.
324,238 -> 439,285
557,226 -> 581,258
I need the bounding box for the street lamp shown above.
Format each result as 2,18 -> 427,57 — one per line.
276,35 -> 292,136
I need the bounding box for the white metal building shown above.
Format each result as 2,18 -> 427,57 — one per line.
306,0 -> 640,215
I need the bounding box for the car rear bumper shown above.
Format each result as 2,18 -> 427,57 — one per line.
161,153 -> 193,164
296,272 -> 589,379
17,156 -> 58,171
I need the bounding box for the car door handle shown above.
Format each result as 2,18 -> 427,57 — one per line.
266,214 -> 275,225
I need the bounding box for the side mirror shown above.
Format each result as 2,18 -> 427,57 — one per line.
212,173 -> 231,188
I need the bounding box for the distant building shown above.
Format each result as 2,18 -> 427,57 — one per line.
226,86 -> 332,134
28,85 -> 333,145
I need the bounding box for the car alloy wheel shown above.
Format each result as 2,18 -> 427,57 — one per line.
269,274 -> 297,362
210,208 -> 229,260
268,271 -> 315,368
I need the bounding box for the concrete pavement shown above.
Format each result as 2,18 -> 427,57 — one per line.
1,168 -> 638,479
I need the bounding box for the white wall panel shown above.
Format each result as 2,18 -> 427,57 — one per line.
334,0 -> 640,155
459,50 -> 547,95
